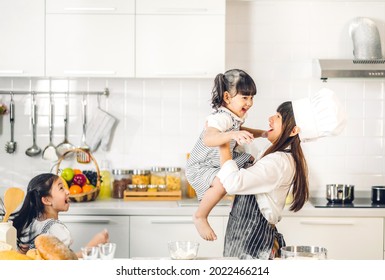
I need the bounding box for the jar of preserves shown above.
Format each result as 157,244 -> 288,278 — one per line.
137,184 -> 148,192
126,184 -> 137,192
166,167 -> 181,191
132,169 -> 150,185
147,184 -> 158,192
150,167 -> 166,185
112,169 -> 133,199
158,184 -> 167,192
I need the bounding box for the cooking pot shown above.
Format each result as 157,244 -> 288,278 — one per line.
326,184 -> 354,203
371,186 -> 385,204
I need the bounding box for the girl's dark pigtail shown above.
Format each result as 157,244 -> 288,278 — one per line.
211,73 -> 226,110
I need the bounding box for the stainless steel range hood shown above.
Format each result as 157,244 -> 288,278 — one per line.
318,59 -> 385,81
317,17 -> 385,81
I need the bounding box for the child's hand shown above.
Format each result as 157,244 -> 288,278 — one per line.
88,229 -> 109,247
262,131 -> 268,138
232,130 -> 254,145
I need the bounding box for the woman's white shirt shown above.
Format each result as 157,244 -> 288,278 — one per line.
217,151 -> 295,224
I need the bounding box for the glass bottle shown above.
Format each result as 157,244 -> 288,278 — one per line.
98,160 -> 112,200
0,221 -> 17,250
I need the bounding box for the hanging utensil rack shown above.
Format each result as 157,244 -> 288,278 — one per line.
0,87 -> 109,96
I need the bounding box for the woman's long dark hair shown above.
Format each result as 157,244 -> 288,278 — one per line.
262,101 -> 309,212
12,173 -> 59,242
211,69 -> 257,110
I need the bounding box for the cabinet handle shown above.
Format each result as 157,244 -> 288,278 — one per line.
64,7 -> 117,12
155,72 -> 208,77
64,70 -> 116,75
60,219 -> 111,224
151,220 -> 193,225
156,8 -> 209,13
0,70 -> 24,74
299,219 -> 355,226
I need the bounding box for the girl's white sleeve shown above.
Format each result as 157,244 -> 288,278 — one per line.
217,152 -> 291,194
47,223 -> 74,248
206,112 -> 233,132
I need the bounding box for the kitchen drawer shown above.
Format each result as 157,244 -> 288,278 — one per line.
136,0 -> 225,14
46,0 -> 135,14
130,216 -> 225,258
60,215 -> 130,258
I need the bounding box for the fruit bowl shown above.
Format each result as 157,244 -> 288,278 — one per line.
168,241 -> 199,260
56,148 -> 100,202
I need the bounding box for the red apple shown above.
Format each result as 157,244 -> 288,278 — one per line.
72,174 -> 87,186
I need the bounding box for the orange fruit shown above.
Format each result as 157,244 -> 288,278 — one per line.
82,184 -> 95,193
73,169 -> 82,175
69,185 -> 83,195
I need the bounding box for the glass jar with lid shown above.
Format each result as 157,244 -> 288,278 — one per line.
150,167 -> 166,185
132,169 -> 151,185
112,169 -> 133,199
165,167 -> 181,191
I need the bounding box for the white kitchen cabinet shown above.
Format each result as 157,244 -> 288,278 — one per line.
45,0 -> 135,77
0,0 -> 45,77
60,215 -> 130,258
130,216 -> 225,258
136,0 -> 225,78
277,216 -> 384,260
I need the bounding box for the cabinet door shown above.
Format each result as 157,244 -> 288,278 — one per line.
60,215 -> 130,258
136,15 -> 225,78
136,0 -> 225,78
0,0 -> 44,77
46,0 -> 135,78
130,216 -> 225,258
277,217 -> 384,260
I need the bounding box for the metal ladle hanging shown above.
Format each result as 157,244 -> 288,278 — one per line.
25,91 -> 42,157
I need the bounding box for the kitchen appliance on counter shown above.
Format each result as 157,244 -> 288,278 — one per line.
326,184 -> 354,203
311,184 -> 385,208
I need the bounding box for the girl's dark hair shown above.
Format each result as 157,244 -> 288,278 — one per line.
211,69 -> 257,110
262,101 -> 309,212
12,173 -> 59,242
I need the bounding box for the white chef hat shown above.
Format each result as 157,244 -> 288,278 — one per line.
292,88 -> 347,142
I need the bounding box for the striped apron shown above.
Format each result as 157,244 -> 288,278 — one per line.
224,194 -> 286,260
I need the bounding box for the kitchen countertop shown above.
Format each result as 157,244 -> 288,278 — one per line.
61,197 -> 385,218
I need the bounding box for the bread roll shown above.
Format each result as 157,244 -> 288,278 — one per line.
0,250 -> 33,260
34,234 -> 78,260
26,248 -> 43,260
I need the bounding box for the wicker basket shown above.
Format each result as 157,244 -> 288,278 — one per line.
56,148 -> 101,202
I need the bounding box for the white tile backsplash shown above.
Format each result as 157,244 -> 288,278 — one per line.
1,1 -> 385,197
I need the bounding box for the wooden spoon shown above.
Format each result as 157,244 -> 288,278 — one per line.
3,187 -> 25,222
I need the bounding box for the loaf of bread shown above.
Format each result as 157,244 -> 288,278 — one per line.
34,234 -> 78,260
26,248 -> 43,260
0,250 -> 33,260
